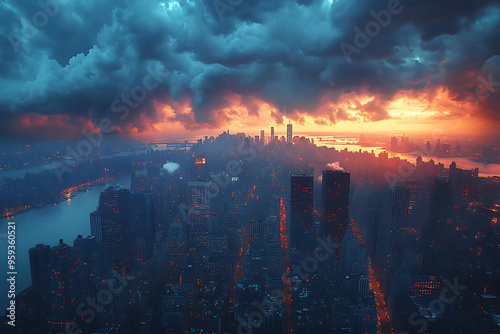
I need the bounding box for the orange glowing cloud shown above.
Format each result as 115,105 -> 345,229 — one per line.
10,113 -> 98,139
11,79 -> 497,141
133,81 -> 498,140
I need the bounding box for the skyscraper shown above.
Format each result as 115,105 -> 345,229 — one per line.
339,225 -> 368,278
99,186 -> 132,270
390,137 -> 398,151
270,126 -> 274,143
365,208 -> 380,261
72,235 -> 99,304
322,170 -> 350,250
290,175 -> 313,252
188,181 -> 212,255
287,123 -> 292,143
131,193 -> 155,260
29,244 -> 51,312
422,176 -> 453,274
250,219 -> 267,246
46,239 -> 75,331
387,185 -> 410,278
260,130 -> 265,145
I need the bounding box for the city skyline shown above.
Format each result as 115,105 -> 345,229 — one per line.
1,0 -> 499,333
1,131 -> 499,333
1,1 -> 499,141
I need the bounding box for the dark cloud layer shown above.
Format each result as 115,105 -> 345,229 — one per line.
0,0 -> 499,139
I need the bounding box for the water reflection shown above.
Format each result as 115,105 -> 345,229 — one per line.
0,175 -> 131,309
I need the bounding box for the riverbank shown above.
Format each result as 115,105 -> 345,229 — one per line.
0,175 -> 131,310
2,177 -> 115,218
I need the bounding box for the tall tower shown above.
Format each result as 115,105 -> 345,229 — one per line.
46,239 -> 75,330
290,175 -> 313,253
366,208 -> 380,261
387,185 -> 410,278
130,193 -> 155,260
322,170 -> 350,250
422,177 -> 452,274
72,235 -> 99,304
260,130 -> 265,145
390,137 -> 398,151
270,126 -> 275,143
188,181 -> 212,255
29,244 -> 51,312
287,123 -> 293,143
99,186 -> 132,270
339,225 -> 368,278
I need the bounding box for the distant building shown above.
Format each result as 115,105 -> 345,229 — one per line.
387,185 -> 410,278
290,175 -> 313,253
365,208 -> 380,261
188,181 -> 212,255
411,276 -> 441,297
131,170 -> 148,193
287,123 -> 292,143
99,186 -> 132,270
131,193 -> 155,260
270,127 -> 274,143
235,133 -> 246,146
322,170 -> 350,251
331,294 -> 377,334
378,151 -> 388,160
72,235 -> 100,303
194,155 -> 208,179
422,177 -> 453,274
46,239 -> 75,332
391,136 -> 398,151
340,225 -> 368,278
29,244 -> 51,312
250,220 -> 267,246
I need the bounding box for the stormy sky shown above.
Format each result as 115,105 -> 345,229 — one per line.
0,0 -> 499,139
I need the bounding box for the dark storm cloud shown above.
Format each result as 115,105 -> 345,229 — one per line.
0,0 -> 499,138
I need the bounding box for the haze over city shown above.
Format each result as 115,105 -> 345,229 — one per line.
0,0 -> 499,334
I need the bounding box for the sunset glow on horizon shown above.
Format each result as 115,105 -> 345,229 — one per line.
1,0 -> 498,141
134,84 -> 499,140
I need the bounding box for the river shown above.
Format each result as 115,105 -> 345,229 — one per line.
0,175 -> 131,310
312,136 -> 500,177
